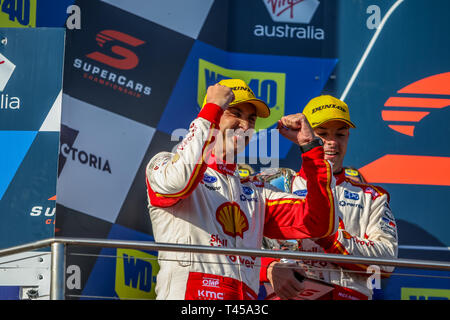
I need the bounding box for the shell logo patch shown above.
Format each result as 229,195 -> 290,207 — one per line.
216,202 -> 249,238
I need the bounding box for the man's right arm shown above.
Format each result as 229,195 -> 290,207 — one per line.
146,83 -> 234,208
146,103 -> 222,207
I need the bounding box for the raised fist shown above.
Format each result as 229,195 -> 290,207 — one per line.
277,113 -> 317,146
205,84 -> 235,110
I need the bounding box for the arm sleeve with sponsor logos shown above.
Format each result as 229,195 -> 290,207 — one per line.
262,146 -> 338,240
146,103 -> 222,207
315,191 -> 398,275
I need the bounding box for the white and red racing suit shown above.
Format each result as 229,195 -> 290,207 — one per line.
146,103 -> 338,300
268,169 -> 398,299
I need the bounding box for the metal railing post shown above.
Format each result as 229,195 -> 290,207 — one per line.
50,242 -> 66,300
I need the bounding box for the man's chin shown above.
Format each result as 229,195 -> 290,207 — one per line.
326,158 -> 342,173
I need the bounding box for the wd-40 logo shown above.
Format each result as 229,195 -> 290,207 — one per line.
215,202 -> 249,238
262,0 -> 320,24
115,249 -> 159,300
401,287 -> 450,300
73,29 -> 152,98
0,0 -> 37,28
198,59 -> 285,131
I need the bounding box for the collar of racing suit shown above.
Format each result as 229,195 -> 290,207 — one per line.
298,167 -> 346,185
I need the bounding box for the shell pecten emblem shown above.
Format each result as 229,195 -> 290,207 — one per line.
216,202 -> 249,238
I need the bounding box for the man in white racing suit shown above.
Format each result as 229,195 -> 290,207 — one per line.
146,80 -> 338,300
262,95 -> 398,300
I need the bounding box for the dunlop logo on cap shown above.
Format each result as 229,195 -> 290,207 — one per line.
216,202 -> 249,238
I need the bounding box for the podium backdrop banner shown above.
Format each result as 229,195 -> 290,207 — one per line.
0,27 -> 65,249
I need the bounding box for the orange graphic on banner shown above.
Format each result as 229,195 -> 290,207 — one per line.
384,97 -> 450,109
397,72 -> 450,95
216,202 -> 249,238
359,155 -> 450,186
382,72 -> 450,137
381,110 -> 430,122
371,72 -> 450,186
387,125 -> 415,137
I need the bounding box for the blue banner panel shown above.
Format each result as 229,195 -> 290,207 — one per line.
81,224 -> 157,300
0,27 -> 64,249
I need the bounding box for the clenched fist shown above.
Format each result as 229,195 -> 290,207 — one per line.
205,84 -> 235,110
277,113 -> 317,146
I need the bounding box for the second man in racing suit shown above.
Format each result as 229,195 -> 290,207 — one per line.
261,95 -> 398,300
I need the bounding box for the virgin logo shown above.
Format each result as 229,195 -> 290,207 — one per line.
86,30 -> 145,70
268,0 -> 306,18
263,0 -> 320,24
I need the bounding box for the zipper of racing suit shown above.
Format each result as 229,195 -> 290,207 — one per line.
226,173 -> 245,298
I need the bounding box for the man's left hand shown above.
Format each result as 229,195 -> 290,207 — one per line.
277,113 -> 317,146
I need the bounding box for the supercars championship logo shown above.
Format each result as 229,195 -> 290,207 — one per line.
197,59 -> 286,131
72,30 -> 152,98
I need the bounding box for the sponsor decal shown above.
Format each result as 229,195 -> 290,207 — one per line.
239,194 -> 258,202
203,174 -> 221,191
203,174 -> 217,184
344,190 -> 360,201
383,209 -> 395,221
72,29 -> 152,99
227,255 -> 257,269
197,58 -> 286,131
363,186 -> 379,200
209,234 -> 228,247
0,0 -> 37,28
197,289 -> 224,300
115,248 -> 159,300
344,168 -> 360,177
204,184 -> 221,191
256,0 -> 324,40
202,277 -> 220,288
216,202 -> 249,238
338,200 -> 364,210
263,0 -> 320,23
312,103 -> 347,114
242,186 -> 254,195
293,189 -> 307,197
341,229 -> 374,247
381,216 -> 396,228
401,287 -> 450,300
238,169 -> 250,178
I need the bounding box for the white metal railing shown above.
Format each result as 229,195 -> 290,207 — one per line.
0,237 -> 449,300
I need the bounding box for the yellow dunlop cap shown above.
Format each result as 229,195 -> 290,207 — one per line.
302,95 -> 356,128
202,79 -> 270,118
